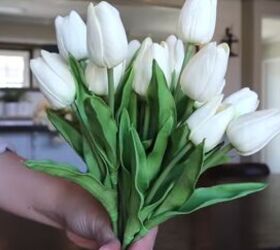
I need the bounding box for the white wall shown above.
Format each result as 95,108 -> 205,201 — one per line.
215,0 -> 242,97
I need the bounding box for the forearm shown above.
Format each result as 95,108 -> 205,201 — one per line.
0,151 -> 65,228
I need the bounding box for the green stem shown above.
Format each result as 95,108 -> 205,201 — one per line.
223,144 -> 234,154
174,44 -> 196,102
107,68 -> 115,114
143,101 -> 150,140
170,71 -> 177,94
146,143 -> 193,204
203,144 -> 235,172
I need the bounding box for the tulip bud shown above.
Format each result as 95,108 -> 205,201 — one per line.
132,38 -> 153,96
227,109 -> 280,156
55,11 -> 88,61
187,95 -> 234,152
166,35 -> 185,85
87,2 -> 128,68
85,62 -> 125,95
30,50 -> 76,109
133,39 -> 172,96
126,40 -> 141,68
154,42 -> 171,86
180,42 -> 230,103
177,0 -> 217,44
223,88 -> 259,117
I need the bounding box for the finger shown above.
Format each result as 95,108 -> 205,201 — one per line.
67,231 -> 99,249
129,227 -> 158,250
99,240 -> 121,250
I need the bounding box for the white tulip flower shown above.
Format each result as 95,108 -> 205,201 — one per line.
227,109 -> 280,156
87,2 -> 128,68
180,42 -> 230,103
30,50 -> 76,109
132,37 -> 153,96
166,35 -> 185,86
177,0 -> 217,44
126,40 -> 141,68
187,95 -> 234,152
133,38 -> 172,96
85,62 -> 125,96
154,42 -> 171,86
55,11 -> 88,61
223,88 -> 259,118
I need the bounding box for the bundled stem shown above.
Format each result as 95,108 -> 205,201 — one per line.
143,102 -> 150,140
108,68 -> 115,114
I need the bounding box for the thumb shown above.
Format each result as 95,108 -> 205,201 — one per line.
99,241 -> 121,250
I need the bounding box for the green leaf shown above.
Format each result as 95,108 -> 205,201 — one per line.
179,183 -> 267,213
122,127 -> 146,247
203,144 -> 231,171
128,92 -> 138,128
25,160 -> 118,226
154,142 -> 204,215
47,109 -> 83,158
130,128 -> 148,192
176,96 -> 194,124
119,110 -> 132,171
147,60 -> 176,138
165,125 -> 190,164
68,55 -> 90,104
116,67 -> 135,120
142,139 -> 153,150
82,135 -> 108,183
140,182 -> 174,222
84,97 -> 118,167
144,182 -> 266,231
145,117 -> 174,186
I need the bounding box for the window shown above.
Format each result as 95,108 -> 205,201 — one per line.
0,49 -> 30,89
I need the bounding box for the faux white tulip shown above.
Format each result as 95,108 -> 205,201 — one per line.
30,50 -> 76,109
55,11 -> 88,60
187,95 -> 234,152
180,42 -> 230,103
87,2 -> 128,68
227,109 -> 280,156
126,40 -> 141,68
133,39 -> 172,96
166,35 -> 184,85
132,38 -> 153,96
178,0 -> 217,44
154,42 -> 171,86
85,62 -> 125,95
223,88 -> 259,117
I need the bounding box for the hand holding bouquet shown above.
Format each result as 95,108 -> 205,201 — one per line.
28,0 -> 280,249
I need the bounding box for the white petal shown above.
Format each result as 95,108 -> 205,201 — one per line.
126,40 -> 141,67
177,0 -> 217,44
191,105 -> 234,152
227,109 -> 280,155
133,37 -> 153,96
187,95 -> 223,133
30,58 -> 75,109
87,2 -> 128,68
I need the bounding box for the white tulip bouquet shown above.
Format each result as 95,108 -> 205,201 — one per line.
27,0 -> 280,248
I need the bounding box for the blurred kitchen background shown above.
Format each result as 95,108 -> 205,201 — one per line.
1,0 -> 280,249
